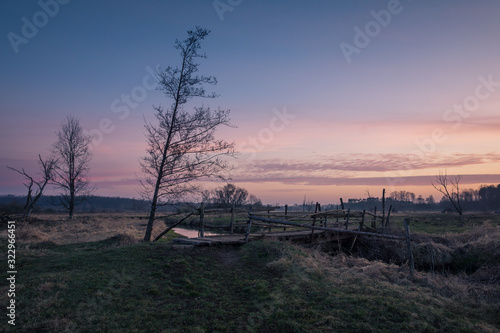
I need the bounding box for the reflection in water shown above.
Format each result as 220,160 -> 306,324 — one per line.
173,228 -> 219,238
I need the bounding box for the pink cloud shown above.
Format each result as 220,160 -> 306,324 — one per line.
232,174 -> 500,187
241,153 -> 500,174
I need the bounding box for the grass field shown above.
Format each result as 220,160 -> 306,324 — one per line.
388,212 -> 500,234
1,212 -> 499,332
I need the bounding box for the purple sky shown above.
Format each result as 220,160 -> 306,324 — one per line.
1,0 -> 500,205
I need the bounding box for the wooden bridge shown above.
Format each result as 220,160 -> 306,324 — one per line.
172,229 -> 357,247
166,196 -> 415,275
169,206 -> 407,248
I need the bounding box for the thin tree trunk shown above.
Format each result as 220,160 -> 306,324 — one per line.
22,188 -> 32,220
69,183 -> 75,219
144,205 -> 157,241
143,58 -> 186,241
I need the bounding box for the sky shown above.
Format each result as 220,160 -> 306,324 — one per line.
1,0 -> 500,205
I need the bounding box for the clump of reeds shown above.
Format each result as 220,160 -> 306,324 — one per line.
413,242 -> 454,271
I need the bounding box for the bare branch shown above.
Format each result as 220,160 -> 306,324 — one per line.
6,154 -> 58,219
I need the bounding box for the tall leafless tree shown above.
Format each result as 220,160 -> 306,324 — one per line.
140,27 -> 235,242
52,115 -> 94,219
7,154 -> 58,220
432,171 -> 463,215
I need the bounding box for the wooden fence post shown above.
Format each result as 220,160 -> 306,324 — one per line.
372,206 -> 377,229
284,204 -> 288,231
310,202 -> 319,242
386,205 -> 393,228
382,188 -> 386,227
404,218 -> 415,277
245,208 -> 253,243
317,202 -> 324,226
345,209 -> 350,230
199,202 -> 205,238
359,209 -> 365,231
230,202 -> 235,235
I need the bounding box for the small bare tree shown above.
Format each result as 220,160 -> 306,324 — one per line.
140,27 -> 235,242
247,194 -> 262,207
432,171 -> 463,215
52,115 -> 94,219
7,154 -> 58,220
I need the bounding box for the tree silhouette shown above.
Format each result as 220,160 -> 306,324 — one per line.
52,115 -> 94,219
7,154 -> 58,220
140,27 -> 235,241
432,171 -> 463,215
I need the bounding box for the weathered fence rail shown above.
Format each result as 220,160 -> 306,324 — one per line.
247,214 -> 406,240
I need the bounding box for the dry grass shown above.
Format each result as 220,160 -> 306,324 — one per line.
332,253 -> 500,306
413,242 -> 454,268
410,223 -> 500,274
242,240 -> 500,331
0,212 -> 172,245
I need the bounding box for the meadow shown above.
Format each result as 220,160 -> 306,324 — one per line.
1,211 -> 499,332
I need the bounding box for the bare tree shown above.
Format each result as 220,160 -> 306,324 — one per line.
247,194 -> 263,207
140,27 -> 235,242
7,154 -> 58,220
432,171 -> 463,215
52,115 -> 94,219
302,196 -> 315,212
211,183 -> 248,207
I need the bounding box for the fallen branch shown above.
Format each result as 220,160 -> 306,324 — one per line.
153,212 -> 195,242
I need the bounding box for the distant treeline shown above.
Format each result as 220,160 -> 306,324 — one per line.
0,195 -> 153,214
288,184 -> 500,213
2,184 -> 499,215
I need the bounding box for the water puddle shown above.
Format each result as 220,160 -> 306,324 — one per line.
172,227 -> 220,238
